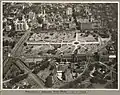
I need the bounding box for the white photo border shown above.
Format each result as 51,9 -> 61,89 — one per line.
1,0 -> 119,91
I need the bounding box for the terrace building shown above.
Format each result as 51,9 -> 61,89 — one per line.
66,7 -> 73,15
80,22 -> 101,30
14,16 -> 29,31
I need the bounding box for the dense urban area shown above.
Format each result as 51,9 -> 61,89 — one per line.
2,2 -> 118,89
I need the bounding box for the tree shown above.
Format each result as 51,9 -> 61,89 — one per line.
37,16 -> 43,24
94,52 -> 99,61
3,40 -> 9,46
23,42 -> 27,46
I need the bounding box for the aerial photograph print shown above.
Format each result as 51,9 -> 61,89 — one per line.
2,1 -> 118,89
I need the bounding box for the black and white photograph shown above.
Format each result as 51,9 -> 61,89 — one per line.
1,1 -> 119,89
